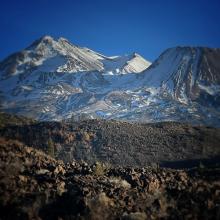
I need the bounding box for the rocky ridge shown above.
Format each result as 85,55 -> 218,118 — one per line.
0,113 -> 220,167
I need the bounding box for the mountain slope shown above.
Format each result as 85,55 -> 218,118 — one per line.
1,113 -> 220,167
0,37 -> 219,126
1,136 -> 219,219
142,47 -> 220,105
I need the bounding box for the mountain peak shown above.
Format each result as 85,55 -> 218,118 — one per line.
132,52 -> 140,57
121,52 -> 151,73
143,46 -> 220,106
58,37 -> 70,43
27,35 -> 56,50
40,35 -> 54,41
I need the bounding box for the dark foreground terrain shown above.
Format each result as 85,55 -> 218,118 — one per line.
0,112 -> 220,219
0,113 -> 220,167
0,138 -> 220,220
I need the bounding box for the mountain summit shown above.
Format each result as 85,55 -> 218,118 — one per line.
142,47 -> 220,105
0,35 -> 150,78
0,37 -> 219,126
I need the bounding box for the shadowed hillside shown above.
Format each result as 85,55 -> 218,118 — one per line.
0,113 -> 219,167
0,138 -> 220,219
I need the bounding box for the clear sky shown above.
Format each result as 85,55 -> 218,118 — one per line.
0,0 -> 220,62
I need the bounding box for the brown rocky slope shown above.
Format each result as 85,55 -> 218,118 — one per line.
0,138 -> 220,220
0,113 -> 220,167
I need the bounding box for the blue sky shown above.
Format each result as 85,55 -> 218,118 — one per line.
0,0 -> 220,61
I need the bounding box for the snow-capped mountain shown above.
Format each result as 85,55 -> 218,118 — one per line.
142,47 -> 220,106
0,35 -> 150,78
0,36 -> 219,126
